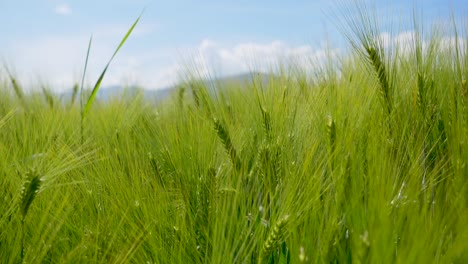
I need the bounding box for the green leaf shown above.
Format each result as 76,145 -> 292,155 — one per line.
83,15 -> 141,120
0,109 -> 16,129
80,35 -> 93,112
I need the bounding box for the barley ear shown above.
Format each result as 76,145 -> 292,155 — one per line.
261,107 -> 272,139
178,84 -> 186,108
20,170 -> 42,219
41,85 -> 55,109
366,46 -> 392,114
148,151 -> 165,189
213,118 -> 241,171
261,215 -> 290,259
6,70 -> 28,110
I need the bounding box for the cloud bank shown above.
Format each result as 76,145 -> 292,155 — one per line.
1,33 -> 339,91
3,29 -> 464,92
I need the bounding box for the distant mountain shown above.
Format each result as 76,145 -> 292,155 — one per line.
92,85 -> 172,101
60,72 -> 273,103
205,72 -> 271,87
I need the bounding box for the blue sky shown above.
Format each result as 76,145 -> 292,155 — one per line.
0,0 -> 466,91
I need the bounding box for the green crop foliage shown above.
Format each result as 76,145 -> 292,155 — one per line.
0,3 -> 467,263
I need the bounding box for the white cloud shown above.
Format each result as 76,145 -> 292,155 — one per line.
440,36 -> 466,52
179,39 -> 340,82
54,4 -> 72,16
377,31 -> 467,57
133,40 -> 340,89
1,34 -> 339,92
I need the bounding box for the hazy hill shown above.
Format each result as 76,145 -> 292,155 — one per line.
60,72 -> 273,103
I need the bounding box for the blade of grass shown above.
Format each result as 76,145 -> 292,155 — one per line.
82,15 -> 141,120
80,35 -> 93,114
80,35 -> 93,144
0,109 -> 16,129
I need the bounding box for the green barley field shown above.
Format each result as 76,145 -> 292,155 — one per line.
1,4 -> 467,263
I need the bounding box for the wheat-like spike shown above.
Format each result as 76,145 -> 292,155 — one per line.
282,85 -> 289,104
178,85 -> 186,108
7,73 -> 28,111
326,115 -> 336,154
207,167 -> 218,201
20,170 -> 42,219
247,141 -> 264,179
10,76 -> 25,102
190,83 -> 201,108
262,215 -> 290,258
213,118 -> 241,170
214,118 -> 232,151
148,151 -> 165,189
366,46 -> 392,114
41,85 -> 55,109
261,107 -> 272,139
